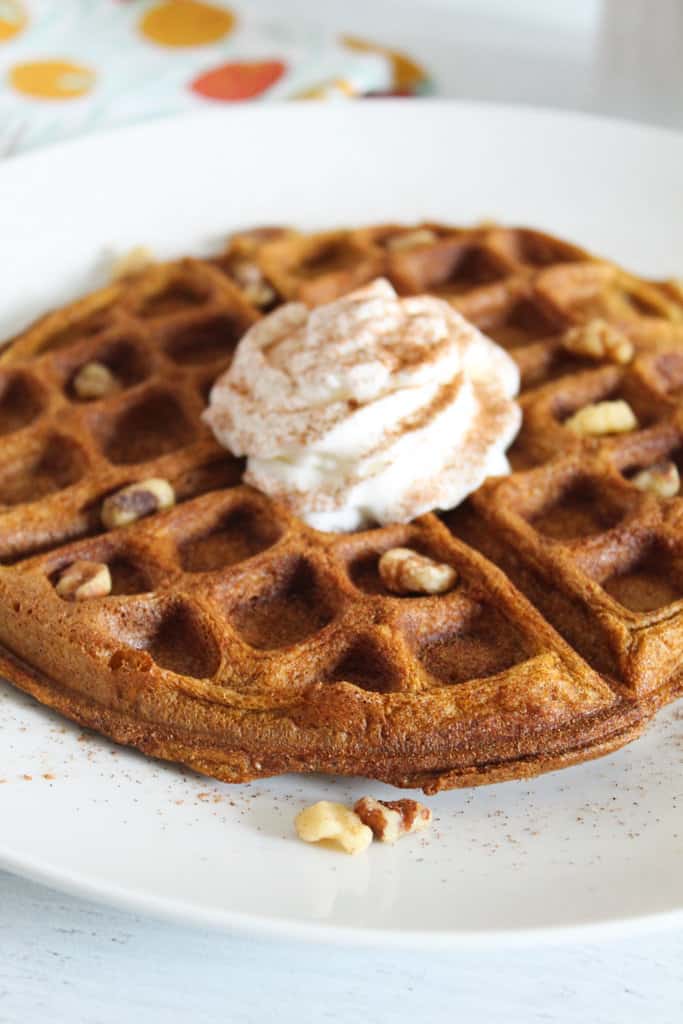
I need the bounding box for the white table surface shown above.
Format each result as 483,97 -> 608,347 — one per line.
3,1 -> 683,1021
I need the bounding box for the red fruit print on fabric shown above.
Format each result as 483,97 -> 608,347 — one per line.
190,60 -> 286,101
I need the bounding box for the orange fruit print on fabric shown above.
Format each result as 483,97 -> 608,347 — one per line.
140,1 -> 235,48
190,60 -> 285,101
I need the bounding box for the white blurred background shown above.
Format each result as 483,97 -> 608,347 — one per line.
281,0 -> 683,128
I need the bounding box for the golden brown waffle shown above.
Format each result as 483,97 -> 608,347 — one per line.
1,223 -> 682,793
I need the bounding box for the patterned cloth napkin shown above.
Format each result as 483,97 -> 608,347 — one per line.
0,0 -> 431,155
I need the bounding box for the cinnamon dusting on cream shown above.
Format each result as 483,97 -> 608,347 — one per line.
204,279 -> 521,530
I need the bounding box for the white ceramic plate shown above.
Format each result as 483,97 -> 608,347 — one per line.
2,102 -> 683,947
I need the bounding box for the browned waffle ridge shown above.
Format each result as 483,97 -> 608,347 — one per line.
1,223 -> 682,793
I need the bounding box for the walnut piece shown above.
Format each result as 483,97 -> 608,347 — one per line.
295,800 -> 372,855
565,400 -> 638,437
101,478 -> 175,529
379,547 -> 457,595
55,560 -> 112,601
230,259 -> 263,287
385,228 -> 438,252
354,797 -> 432,844
562,319 -> 634,365
631,460 -> 680,498
110,245 -> 153,281
230,258 -> 276,308
73,361 -> 120,400
243,281 -> 276,308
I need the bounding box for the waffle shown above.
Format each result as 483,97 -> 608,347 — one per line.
1,223 -> 682,794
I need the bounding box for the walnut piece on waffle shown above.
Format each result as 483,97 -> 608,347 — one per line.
101,478 -> 175,529
73,361 -> 120,400
561,318 -> 634,365
631,460 -> 680,498
211,226 -> 295,310
55,560 -> 112,601
565,399 -> 638,437
1,224 -> 682,793
378,548 -> 457,595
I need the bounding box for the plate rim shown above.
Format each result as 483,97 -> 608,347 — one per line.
4,844 -> 683,949
4,96 -> 683,171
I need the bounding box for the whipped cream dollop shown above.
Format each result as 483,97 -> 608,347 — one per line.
204,279 -> 521,532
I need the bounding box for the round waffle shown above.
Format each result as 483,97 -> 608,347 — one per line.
1,223 -> 681,792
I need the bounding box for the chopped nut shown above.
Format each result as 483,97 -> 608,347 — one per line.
101,478 -> 175,529
631,460 -> 680,498
230,259 -> 276,308
565,400 -> 638,437
55,560 -> 112,601
379,547 -> 457,595
354,797 -> 432,843
111,245 -> 153,281
385,228 -> 438,252
241,280 -> 276,308
243,282 -> 276,307
230,259 -> 263,288
73,361 -> 120,400
295,800 -> 372,855
562,319 -> 634,365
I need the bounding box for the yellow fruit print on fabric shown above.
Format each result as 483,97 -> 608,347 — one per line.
0,0 -> 26,43
141,1 -> 235,48
9,60 -> 96,100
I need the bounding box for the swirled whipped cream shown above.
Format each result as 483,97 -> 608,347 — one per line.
204,279 -> 521,531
